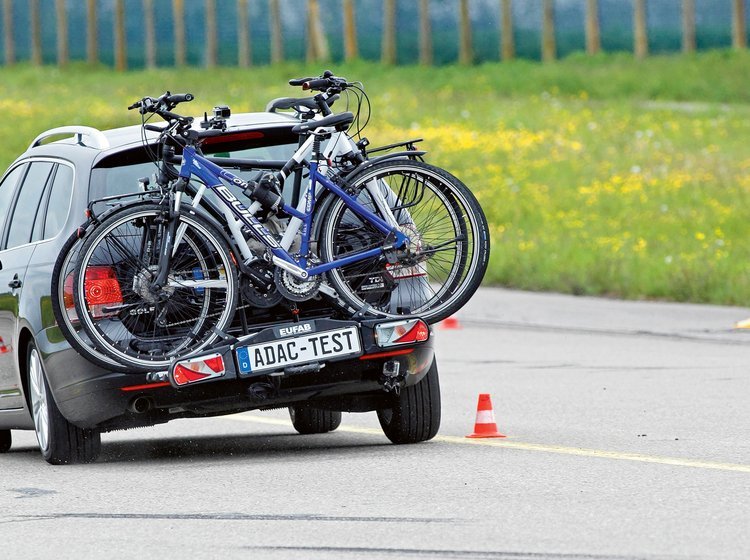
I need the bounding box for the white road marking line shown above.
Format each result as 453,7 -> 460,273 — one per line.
220,413 -> 750,474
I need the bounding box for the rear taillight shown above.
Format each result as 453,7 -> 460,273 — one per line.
84,266 -> 123,319
172,353 -> 226,387
375,319 -> 430,347
62,273 -> 79,323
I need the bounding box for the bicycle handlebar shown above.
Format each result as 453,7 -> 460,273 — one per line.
289,70 -> 352,93
302,78 -> 335,91
288,77 -> 315,87
128,91 -> 194,118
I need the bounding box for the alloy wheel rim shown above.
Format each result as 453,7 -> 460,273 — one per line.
28,348 -> 50,453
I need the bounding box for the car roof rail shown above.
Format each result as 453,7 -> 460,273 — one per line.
29,126 -> 110,151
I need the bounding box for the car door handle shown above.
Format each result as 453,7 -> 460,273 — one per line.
8,276 -> 21,289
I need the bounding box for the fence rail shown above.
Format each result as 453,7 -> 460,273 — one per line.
1,0 -> 749,69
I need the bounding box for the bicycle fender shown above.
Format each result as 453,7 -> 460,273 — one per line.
309,190 -> 339,245
341,150 -> 427,183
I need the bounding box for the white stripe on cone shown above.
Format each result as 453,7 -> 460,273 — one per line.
475,410 -> 496,424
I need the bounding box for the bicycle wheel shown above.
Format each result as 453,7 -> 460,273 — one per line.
73,203 -> 238,370
320,159 -> 489,324
51,228 -> 132,372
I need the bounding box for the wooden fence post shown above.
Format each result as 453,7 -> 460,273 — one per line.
732,0 -> 747,49
382,0 -> 396,64
419,0 -> 432,65
682,0 -> 696,53
114,0 -> 126,70
343,0 -> 358,61
307,0 -> 330,62
31,0 -> 41,65
144,0 -> 156,68
585,0 -> 600,55
500,0 -> 514,60
2,0 -> 13,65
87,0 -> 97,64
634,0 -> 648,59
56,0 -> 68,66
459,0 -> 473,64
173,0 -> 185,66
270,0 -> 283,63
542,0 -> 555,62
238,0 -> 251,67
205,0 -> 217,67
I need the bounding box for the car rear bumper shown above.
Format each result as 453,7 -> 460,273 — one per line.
45,317 -> 435,430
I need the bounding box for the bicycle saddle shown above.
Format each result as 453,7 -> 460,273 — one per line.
266,95 -> 339,113
291,112 -> 354,134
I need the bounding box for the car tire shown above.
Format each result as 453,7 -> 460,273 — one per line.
0,429 -> 10,453
27,341 -> 101,465
377,359 -> 441,444
289,406 -> 342,434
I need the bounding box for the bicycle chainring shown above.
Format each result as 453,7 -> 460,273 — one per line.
274,262 -> 322,302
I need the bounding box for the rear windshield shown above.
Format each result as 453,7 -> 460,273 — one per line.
90,133 -> 298,206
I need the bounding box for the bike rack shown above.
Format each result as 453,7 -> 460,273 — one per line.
29,126 -> 110,151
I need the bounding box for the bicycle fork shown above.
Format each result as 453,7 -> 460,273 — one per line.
151,179 -> 187,290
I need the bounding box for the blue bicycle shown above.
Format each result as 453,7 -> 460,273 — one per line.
69,89 -> 489,370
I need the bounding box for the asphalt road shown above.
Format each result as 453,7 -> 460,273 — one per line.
2,288 -> 750,560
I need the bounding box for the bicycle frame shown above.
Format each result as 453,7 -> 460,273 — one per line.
176,138 -> 409,280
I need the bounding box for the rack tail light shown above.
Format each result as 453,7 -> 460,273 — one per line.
172,353 -> 226,387
375,319 -> 430,348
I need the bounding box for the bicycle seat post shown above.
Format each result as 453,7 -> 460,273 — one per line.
312,134 -> 322,163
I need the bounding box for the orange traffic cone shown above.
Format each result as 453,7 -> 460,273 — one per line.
466,393 -> 506,438
0,337 -> 9,354
439,316 -> 462,330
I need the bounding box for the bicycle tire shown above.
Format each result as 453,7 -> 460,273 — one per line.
320,159 -> 489,324
72,203 -> 239,371
51,228 -> 133,372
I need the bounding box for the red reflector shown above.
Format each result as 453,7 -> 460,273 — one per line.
204,356 -> 224,373
121,382 -> 171,392
394,320 -> 430,344
84,266 -> 123,318
359,348 -> 414,361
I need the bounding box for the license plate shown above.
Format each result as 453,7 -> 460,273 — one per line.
236,326 -> 361,374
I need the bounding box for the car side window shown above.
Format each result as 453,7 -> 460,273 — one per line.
0,165 -> 26,243
42,164 -> 74,240
5,162 -> 54,249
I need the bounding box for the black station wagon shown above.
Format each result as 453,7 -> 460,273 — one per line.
0,111 -> 439,464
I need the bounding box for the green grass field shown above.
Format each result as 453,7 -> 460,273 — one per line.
2,51 -> 750,305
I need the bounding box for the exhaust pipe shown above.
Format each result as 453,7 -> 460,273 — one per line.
128,396 -> 153,414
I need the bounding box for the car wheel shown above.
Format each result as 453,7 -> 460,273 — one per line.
377,359 -> 441,444
289,406 -> 342,434
27,341 -> 101,465
0,429 -> 10,453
